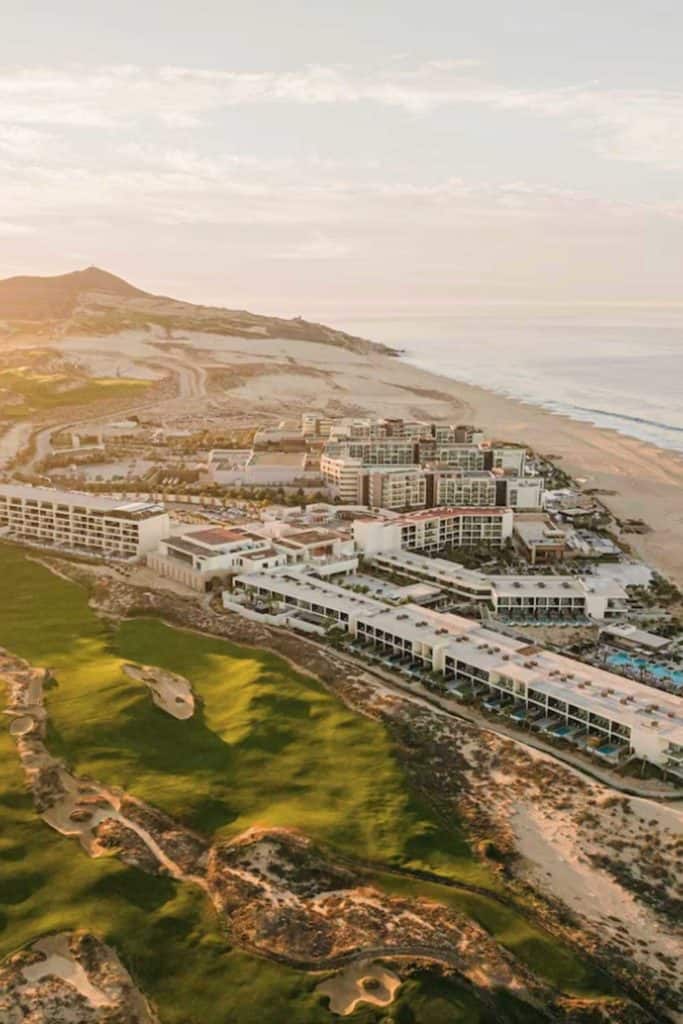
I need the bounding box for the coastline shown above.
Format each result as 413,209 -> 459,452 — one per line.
2,326 -> 682,587
380,352 -> 683,585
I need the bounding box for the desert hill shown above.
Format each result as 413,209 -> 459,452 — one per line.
0,266 -> 389,355
0,267 -> 146,320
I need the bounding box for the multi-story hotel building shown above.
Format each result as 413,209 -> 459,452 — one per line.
365,469 -> 427,510
433,470 -> 498,507
316,415 -> 485,445
232,571 -> 682,774
321,456 -> 544,512
0,484 -> 169,558
353,506 -> 514,554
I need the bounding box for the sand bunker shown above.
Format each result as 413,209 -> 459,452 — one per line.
9,714 -> 34,735
2,931 -> 158,1023
317,962 -> 401,1015
22,934 -> 112,1007
123,662 -> 194,719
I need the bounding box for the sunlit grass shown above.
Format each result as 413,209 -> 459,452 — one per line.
0,367 -> 149,417
0,543 -> 617,1013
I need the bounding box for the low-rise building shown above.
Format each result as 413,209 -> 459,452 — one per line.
513,516 -> 567,564
253,421 -> 305,447
229,570 -> 683,773
567,530 -> 622,559
208,449 -> 321,487
600,623 -> 672,654
233,570 -> 384,627
489,576 -> 627,620
370,550 -> 493,603
148,526 -> 287,591
0,484 -> 169,558
368,549 -> 628,620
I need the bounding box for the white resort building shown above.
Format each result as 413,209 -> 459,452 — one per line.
367,549 -> 629,621
353,507 -> 514,555
0,484 -> 169,558
231,571 -> 683,775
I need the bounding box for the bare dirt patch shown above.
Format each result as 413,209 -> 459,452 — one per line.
317,961 -> 401,1015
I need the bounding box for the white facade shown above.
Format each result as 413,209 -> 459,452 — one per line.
369,549 -> 628,621
502,476 -> 545,510
209,450 -> 320,487
322,457 -> 543,514
434,471 -> 497,507
367,469 -> 427,510
354,507 -> 514,555
230,571 -> 683,772
0,484 -> 169,558
320,454 -> 364,502
148,526 -> 287,591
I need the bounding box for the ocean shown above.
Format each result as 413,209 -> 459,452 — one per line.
339,307 -> 683,454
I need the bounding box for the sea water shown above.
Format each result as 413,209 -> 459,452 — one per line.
339,307 -> 683,453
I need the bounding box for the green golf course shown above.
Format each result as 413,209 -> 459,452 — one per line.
0,543 -> 615,1021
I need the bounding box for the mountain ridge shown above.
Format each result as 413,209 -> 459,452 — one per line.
0,266 -> 391,355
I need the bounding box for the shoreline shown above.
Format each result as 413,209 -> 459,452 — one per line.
401,352 -> 683,455
366,349 -> 683,586
2,326 -> 682,586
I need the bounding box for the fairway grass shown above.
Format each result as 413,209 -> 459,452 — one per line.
0,543 -> 615,1011
0,367 -> 149,418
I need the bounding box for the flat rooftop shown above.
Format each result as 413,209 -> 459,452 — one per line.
602,623 -> 671,650
186,527 -> 248,547
0,484 -> 165,518
365,603 -> 683,740
233,570 -> 683,742
284,528 -> 342,546
373,550 -> 491,591
514,518 -> 567,544
247,451 -> 307,468
237,571 -> 385,617
393,506 -> 510,525
490,576 -> 585,600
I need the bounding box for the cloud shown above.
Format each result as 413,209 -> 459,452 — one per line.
270,233 -> 353,261
0,60 -> 681,306
0,124 -> 54,157
1,62 -> 683,167
0,220 -> 35,237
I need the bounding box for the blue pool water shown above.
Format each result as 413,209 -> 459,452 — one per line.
606,651 -> 683,688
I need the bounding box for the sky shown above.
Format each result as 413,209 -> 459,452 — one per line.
1,1 -> 683,317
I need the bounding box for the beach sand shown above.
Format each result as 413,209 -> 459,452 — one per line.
8,328 -> 683,584
404,371 -> 683,586
215,336 -> 683,585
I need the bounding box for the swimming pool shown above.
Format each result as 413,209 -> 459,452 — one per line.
606,651 -> 683,688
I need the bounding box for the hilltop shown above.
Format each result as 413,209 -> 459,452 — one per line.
0,266 -> 390,355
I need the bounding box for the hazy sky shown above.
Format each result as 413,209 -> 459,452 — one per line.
1,1 -> 682,316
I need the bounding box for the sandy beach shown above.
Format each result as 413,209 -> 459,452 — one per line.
5,327 -> 683,585
196,332 -> 683,585
394,367 -> 683,586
